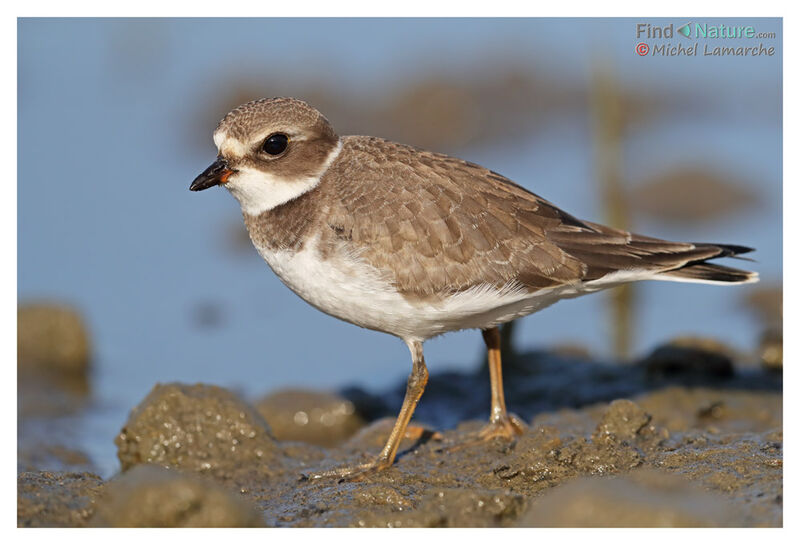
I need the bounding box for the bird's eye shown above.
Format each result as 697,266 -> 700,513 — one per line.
262,133 -> 289,155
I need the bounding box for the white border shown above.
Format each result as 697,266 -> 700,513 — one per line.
6,3 -> 791,542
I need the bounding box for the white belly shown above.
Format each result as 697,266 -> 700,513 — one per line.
253,236 -> 626,342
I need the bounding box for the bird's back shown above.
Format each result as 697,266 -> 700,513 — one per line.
315,135 -> 755,302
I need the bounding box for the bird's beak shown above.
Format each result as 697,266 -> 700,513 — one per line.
190,158 -> 234,191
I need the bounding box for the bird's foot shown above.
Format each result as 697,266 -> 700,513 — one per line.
301,456 -> 393,483
300,421 -> 443,483
477,412 -> 527,441
444,413 -> 527,453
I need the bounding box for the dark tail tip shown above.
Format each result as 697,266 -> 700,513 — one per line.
696,243 -> 755,258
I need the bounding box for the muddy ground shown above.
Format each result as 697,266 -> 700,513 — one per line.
18,315 -> 782,527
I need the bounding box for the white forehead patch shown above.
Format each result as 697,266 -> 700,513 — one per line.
224,139 -> 342,216
212,128 -> 226,149
213,129 -> 249,159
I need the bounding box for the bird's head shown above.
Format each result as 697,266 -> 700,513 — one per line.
191,97 -> 341,216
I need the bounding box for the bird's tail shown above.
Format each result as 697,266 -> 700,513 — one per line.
653,243 -> 758,285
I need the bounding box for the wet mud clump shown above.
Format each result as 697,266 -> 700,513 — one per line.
90,465 -> 264,527
115,383 -> 281,477
255,389 -> 365,447
18,303 -> 91,378
518,469 -> 745,527
18,302 -> 92,421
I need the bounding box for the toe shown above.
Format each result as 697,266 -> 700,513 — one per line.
303,457 -> 393,482
478,413 -> 527,441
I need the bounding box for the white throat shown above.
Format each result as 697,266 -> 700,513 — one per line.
224,140 -> 342,216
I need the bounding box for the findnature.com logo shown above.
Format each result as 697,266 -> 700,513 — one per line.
635,22 -> 777,57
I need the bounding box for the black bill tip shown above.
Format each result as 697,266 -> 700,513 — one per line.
190,158 -> 232,191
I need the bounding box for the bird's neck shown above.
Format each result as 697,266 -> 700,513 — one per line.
242,182 -> 324,253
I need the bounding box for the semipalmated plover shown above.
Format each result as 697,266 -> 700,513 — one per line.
191,97 -> 757,479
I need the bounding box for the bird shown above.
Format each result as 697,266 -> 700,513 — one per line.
190,97 -> 757,479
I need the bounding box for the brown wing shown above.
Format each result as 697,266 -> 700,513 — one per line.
318,136 -> 749,299
317,136 -> 586,299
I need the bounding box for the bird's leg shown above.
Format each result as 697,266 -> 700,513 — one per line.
305,340 -> 429,482
478,327 -> 526,440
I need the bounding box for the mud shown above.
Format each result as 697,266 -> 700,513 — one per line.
743,284 -> 783,371
18,336 -> 782,527
17,472 -> 104,527
518,469 -> 746,527
18,302 -> 92,421
115,383 -> 282,477
18,303 -> 91,378
18,302 -> 99,483
255,389 -> 365,447
90,465 -> 264,527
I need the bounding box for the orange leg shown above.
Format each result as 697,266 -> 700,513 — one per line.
479,327 -> 526,440
307,339 -> 429,481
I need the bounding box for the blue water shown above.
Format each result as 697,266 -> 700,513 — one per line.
18,18 -> 781,476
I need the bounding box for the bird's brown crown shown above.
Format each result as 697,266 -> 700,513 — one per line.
216,97 -> 337,148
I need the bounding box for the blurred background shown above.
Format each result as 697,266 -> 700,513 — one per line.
18,18 -> 781,477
